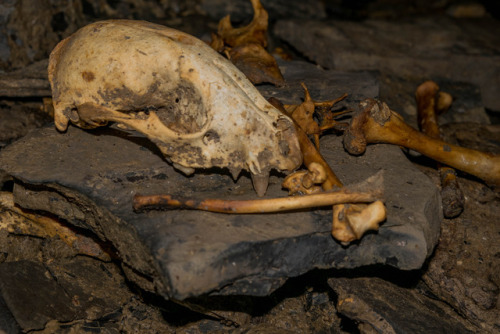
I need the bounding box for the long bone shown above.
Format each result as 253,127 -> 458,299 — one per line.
133,171 -> 385,213
415,81 -> 464,218
344,99 -> 500,186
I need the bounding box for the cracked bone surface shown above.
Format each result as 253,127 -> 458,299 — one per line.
344,99 -> 500,186
48,20 -> 302,197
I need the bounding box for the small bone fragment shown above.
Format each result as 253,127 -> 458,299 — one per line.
210,0 -> 284,86
228,43 -> 285,87
436,91 -> 453,115
344,99 -> 500,186
332,201 -> 387,244
268,97 -> 343,190
282,162 -> 326,195
215,0 -> 268,48
416,80 -> 464,218
133,171 -> 384,213
302,162 -> 327,188
284,83 -> 348,150
282,170 -> 322,195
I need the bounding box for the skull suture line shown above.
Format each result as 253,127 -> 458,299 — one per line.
48,20 -> 302,196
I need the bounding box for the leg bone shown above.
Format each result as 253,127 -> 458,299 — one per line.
344,99 -> 500,186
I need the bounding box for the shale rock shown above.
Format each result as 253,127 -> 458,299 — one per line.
274,16 -> 500,113
329,276 -> 475,333
0,261 -> 81,331
201,0 -> 326,22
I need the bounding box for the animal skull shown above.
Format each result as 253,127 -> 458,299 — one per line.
48,20 -> 302,196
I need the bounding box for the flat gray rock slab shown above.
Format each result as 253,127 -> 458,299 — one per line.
274,17 -> 500,112
0,64 -> 441,300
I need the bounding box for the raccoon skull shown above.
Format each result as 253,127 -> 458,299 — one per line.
48,20 -> 302,196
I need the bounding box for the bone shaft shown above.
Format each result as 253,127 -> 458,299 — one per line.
365,116 -> 500,184
297,126 -> 343,189
134,190 -> 379,213
416,83 -> 441,140
416,81 -> 464,217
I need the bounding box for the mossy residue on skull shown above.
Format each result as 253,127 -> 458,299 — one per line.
154,140 -> 205,167
257,149 -> 273,170
96,80 -> 207,134
155,82 -> 206,134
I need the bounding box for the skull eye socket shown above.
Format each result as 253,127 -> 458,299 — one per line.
203,130 -> 220,145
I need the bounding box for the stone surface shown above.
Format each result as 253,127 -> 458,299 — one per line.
201,0 -> 326,22
328,276 -> 474,333
0,208 -> 135,332
0,292 -> 19,334
0,261 -> 81,331
0,63 -> 441,300
0,0 -> 85,71
274,16 -> 500,112
0,59 -> 50,97
421,177 -> 500,333
0,128 -> 441,300
258,58 -> 379,106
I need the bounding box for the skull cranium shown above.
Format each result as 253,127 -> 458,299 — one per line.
48,20 -> 302,196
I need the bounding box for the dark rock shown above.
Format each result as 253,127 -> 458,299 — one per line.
274,17 -> 500,113
328,276 -> 475,333
43,256 -> 133,319
258,58 -> 379,107
0,125 -> 441,300
0,98 -> 52,146
0,292 -> 20,334
0,59 -> 51,97
0,63 -> 441,300
422,176 -> 500,333
201,0 -> 326,22
441,123 -> 500,154
0,260 -> 81,331
0,0 -> 15,68
0,0 -> 85,71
